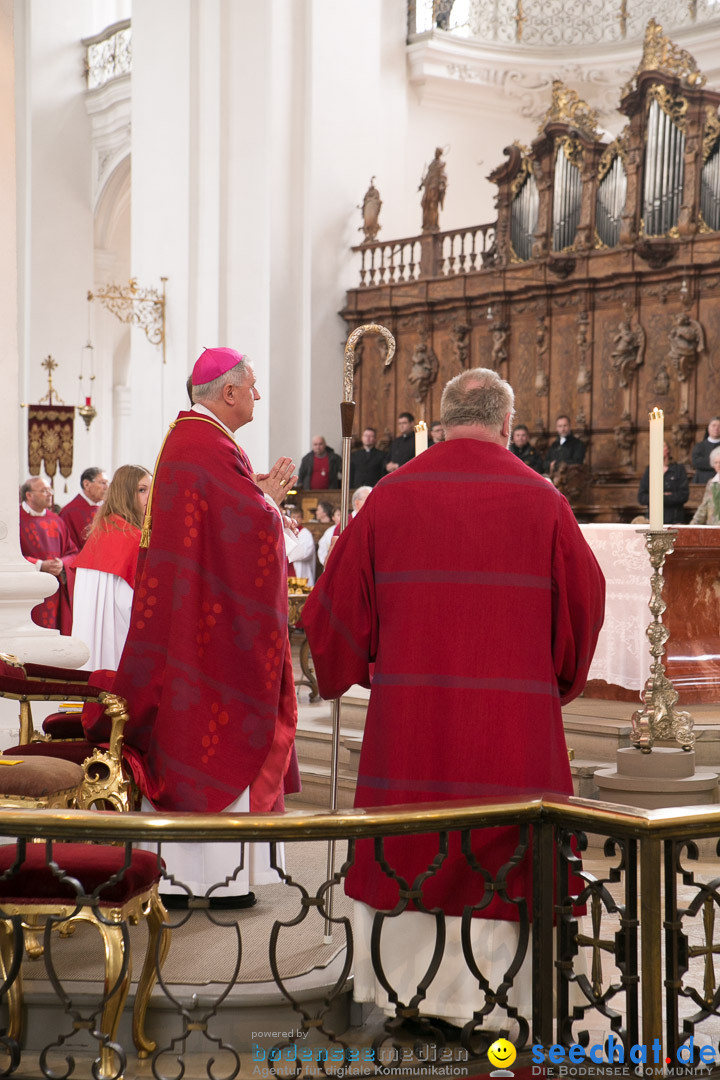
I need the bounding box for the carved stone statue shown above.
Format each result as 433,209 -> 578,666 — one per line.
576,311 -> 592,394
668,312 -> 705,382
408,337 -> 439,404
432,0 -> 455,29
359,177 -> 382,243
535,316 -> 549,397
614,412 -> 636,468
671,410 -> 695,463
653,363 -> 670,396
418,148 -> 447,234
611,315 -> 645,389
451,321 -> 471,370
491,325 -> 509,372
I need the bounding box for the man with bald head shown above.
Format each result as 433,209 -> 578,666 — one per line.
297,435 -> 341,490
19,476 -> 78,631
303,366 -> 604,1025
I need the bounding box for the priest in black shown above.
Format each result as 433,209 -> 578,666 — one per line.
386,412 -> 416,473
350,428 -> 388,487
544,415 -> 586,473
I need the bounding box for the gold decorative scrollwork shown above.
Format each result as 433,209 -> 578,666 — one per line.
556,135 -> 583,168
88,277 -> 167,362
538,80 -> 599,140
623,18 -> 706,96
647,84 -> 688,131
703,105 -> 720,163
510,155 -> 532,199
597,132 -> 629,182
77,747 -> 130,812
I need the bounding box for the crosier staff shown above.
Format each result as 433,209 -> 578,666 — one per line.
323,322 -> 395,942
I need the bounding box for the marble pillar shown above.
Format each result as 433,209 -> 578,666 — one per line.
0,0 -> 87,668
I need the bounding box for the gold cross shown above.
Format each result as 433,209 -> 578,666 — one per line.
39,355 -> 64,405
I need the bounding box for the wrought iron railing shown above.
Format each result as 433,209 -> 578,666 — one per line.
1,795 -> 720,1076
353,223 -> 496,287
83,20 -> 132,91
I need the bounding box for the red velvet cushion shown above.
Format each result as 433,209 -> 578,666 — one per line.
24,662 -> 92,683
42,714 -> 85,739
0,659 -> 26,682
4,741 -> 95,766
81,670 -> 117,743
0,843 -> 161,905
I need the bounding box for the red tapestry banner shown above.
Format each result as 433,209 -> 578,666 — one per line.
27,405 -> 75,479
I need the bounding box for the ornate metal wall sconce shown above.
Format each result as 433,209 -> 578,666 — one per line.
88,277 -> 167,362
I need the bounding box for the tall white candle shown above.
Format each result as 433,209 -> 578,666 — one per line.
415,421 -> 428,456
648,407 -> 664,529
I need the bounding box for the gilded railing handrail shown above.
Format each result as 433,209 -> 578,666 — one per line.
0,796 -> 544,843
3,792 -> 720,843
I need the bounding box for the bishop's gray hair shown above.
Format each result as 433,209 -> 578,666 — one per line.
192,357 -> 249,403
440,367 -> 514,431
709,446 -> 720,468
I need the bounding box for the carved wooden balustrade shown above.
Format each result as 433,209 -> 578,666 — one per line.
353,223 -> 496,287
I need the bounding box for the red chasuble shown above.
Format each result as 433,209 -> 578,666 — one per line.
72,515 -> 141,588
59,494 -> 98,550
114,411 -> 298,814
302,439 -> 605,921
19,509 -> 77,632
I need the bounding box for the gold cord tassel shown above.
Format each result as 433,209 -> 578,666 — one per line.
140,513 -> 152,549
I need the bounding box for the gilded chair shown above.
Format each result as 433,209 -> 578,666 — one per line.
0,841 -> 170,1077
0,656 -> 134,810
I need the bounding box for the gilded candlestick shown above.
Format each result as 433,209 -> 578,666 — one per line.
630,528 -> 694,753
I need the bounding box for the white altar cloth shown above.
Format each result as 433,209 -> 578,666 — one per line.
579,524 -> 652,691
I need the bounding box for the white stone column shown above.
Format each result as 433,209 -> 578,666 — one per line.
0,0 -> 87,667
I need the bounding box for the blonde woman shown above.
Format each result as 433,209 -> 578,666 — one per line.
71,464 -> 151,669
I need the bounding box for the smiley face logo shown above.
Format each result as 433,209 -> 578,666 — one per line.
488,1038 -> 517,1071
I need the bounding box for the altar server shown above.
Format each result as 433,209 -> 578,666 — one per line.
71,465 -> 151,670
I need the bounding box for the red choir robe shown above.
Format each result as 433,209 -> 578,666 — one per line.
302,439 -> 605,921
72,514 -> 141,587
114,411 -> 298,814
19,508 -> 78,632
59,494 -> 98,550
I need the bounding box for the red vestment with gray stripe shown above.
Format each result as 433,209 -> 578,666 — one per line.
302,439 -> 605,920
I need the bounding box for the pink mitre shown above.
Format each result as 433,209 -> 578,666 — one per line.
191,346 -> 246,386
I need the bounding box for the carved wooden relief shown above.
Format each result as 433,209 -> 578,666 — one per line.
342,23 -> 720,514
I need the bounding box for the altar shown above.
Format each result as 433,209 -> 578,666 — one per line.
579,525 -> 720,705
